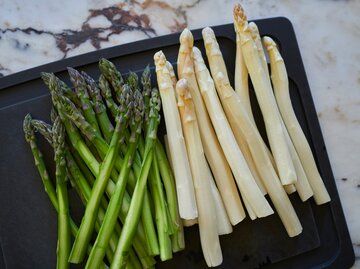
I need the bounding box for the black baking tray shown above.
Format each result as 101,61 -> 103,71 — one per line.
0,17 -> 354,269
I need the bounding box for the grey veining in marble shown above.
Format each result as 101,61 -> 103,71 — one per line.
0,0 -> 359,267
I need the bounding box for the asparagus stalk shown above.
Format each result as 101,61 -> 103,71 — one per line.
165,61 -> 177,89
200,29 -> 267,196
215,71 -> 302,235
176,79 -> 223,267
46,74 -> 155,266
111,88 -> 161,269
99,58 -> 124,101
99,74 -> 119,118
178,29 -> 246,224
69,87 -> 132,263
233,20 -> 252,121
52,117 -> 71,269
263,36 -> 330,204
41,72 -> 82,108
192,47 -> 273,218
23,116 -> 110,269
154,50 -> 198,220
233,4 -> 297,186
82,71 -> 114,143
68,68 -> 101,135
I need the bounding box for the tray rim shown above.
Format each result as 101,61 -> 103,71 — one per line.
0,17 -> 355,269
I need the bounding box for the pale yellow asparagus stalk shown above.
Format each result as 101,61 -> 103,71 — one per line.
233,5 -> 297,186
214,71 -> 302,236
284,184 -> 297,195
164,133 -> 198,226
178,29 -> 246,224
154,50 -> 198,219
281,117 -> 313,201
249,23 -> 312,200
191,50 -> 273,219
166,61 -> 177,90
205,161 -> 233,234
249,22 -> 269,75
263,36 -> 330,204
176,79 -> 222,267
234,18 -> 252,121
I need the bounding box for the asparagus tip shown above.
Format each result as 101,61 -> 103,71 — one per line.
154,51 -> 167,67
179,28 -> 194,48
262,36 -> 276,49
233,4 -> 247,26
201,27 -> 216,45
23,114 -> 34,143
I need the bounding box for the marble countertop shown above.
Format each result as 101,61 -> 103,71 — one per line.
0,0 -> 359,267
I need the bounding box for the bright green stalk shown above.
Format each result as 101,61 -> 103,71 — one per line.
98,74 -> 119,118
69,87 -> 132,263
111,88 -> 161,269
68,67 -> 101,135
82,71 -> 114,143
154,141 -> 184,252
24,117 -> 109,269
148,155 -> 173,261
86,90 -> 144,269
52,117 -> 71,269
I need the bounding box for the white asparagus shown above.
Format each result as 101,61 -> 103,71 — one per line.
234,17 -> 252,122
176,79 -> 222,267
205,161 -> 233,234
197,31 -> 268,195
214,70 -> 302,236
232,5 -> 297,186
166,61 -> 178,90
178,29 -> 246,225
192,48 -> 273,219
163,134 -> 198,226
154,51 -> 198,220
263,36 -> 330,204
284,184 -> 297,195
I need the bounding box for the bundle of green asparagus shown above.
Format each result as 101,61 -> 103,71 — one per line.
23,59 -> 184,269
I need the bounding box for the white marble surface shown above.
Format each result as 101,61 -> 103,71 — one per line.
0,0 -> 359,267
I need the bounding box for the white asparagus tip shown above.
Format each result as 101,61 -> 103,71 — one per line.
180,28 -> 194,47
192,46 -> 202,57
262,36 -> 277,50
202,27 -> 216,44
233,3 -> 247,28
154,50 -> 167,66
248,22 -> 258,33
176,79 -> 189,97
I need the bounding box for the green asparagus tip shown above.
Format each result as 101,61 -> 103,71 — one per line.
81,71 -> 99,99
132,90 -> 145,132
67,67 -> 87,91
98,74 -> 112,98
23,114 -> 34,143
127,71 -> 139,92
98,58 -> 124,87
149,88 -> 161,120
141,65 -> 151,91
40,72 -> 53,86
31,119 -> 53,145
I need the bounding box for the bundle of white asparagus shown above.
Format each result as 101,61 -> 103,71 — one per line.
154,3 -> 330,267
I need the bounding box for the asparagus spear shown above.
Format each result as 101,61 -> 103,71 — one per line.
99,74 -> 119,118
52,117 -> 71,269
23,116 -> 110,269
178,30 -> 246,224
41,72 -> 82,108
233,4 -> 297,186
154,50 -> 198,220
86,90 -> 144,269
263,36 -> 330,204
165,61 -> 177,89
68,67 -> 101,135
176,79 -> 223,267
69,87 -> 132,263
111,88 -> 161,269
99,58 -> 124,101
82,71 -> 114,143
141,66 -> 185,252
192,46 -> 273,219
